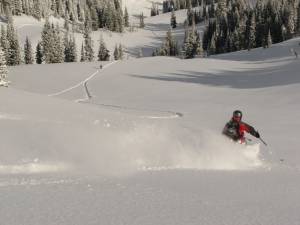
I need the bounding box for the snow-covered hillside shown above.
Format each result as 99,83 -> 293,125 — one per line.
1,34 -> 300,224
10,8 -> 196,59
123,0 -> 165,16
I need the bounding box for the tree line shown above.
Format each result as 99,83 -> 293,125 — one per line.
0,0 -> 129,33
154,0 -> 300,58
202,0 -> 300,55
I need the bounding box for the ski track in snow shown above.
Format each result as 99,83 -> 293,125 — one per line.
79,101 -> 184,120
67,61 -> 184,120
48,61 -> 116,97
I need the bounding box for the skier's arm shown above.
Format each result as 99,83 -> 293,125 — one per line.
240,123 -> 260,138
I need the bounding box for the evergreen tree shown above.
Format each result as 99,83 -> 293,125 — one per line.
114,44 -> 119,60
13,0 -> 23,16
35,41 -> 43,64
98,36 -> 110,61
33,0 -> 42,20
41,19 -> 55,63
115,2 -> 124,33
183,26 -> 202,58
80,42 -> 86,62
285,3 -> 295,38
52,24 -> 64,63
151,3 -> 159,16
246,12 -> 256,50
24,36 -> 34,64
64,32 -> 77,62
68,36 -> 77,62
171,10 -> 177,28
64,30 -> 71,62
83,20 -> 94,61
139,13 -> 145,28
296,1 -> 300,35
156,29 -> 179,57
124,7 -> 129,27
0,25 -> 9,63
0,46 -> 8,86
6,20 -> 21,66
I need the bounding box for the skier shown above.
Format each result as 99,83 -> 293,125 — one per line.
223,110 -> 260,144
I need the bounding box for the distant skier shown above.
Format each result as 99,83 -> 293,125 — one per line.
223,110 -> 260,144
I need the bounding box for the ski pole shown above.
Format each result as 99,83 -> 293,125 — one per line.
259,137 -> 268,146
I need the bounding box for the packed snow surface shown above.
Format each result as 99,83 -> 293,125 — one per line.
1,15 -> 300,225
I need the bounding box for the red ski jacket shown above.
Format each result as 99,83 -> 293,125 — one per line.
223,119 -> 259,142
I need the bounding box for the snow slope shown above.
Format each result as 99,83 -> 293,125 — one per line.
8,9 -> 199,59
123,0 -> 165,16
2,36 -> 300,224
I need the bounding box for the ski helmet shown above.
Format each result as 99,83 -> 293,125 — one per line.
233,110 -> 242,119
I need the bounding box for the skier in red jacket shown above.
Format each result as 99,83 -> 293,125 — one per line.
223,110 -> 260,144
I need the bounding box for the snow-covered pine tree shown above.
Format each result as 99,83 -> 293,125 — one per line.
68,36 -> 77,62
155,29 -> 178,57
171,9 -> 177,28
13,0 -> 23,16
98,35 -> 110,61
24,36 -> 34,64
64,30 -> 70,62
0,46 -> 8,87
296,1 -> 300,35
103,3 -> 114,30
124,7 -> 129,27
232,28 -> 241,51
183,26 -> 193,58
6,19 -> 21,66
90,3 -> 99,31
0,25 -> 9,63
115,1 -> 124,33
33,0 -> 42,20
151,3 -> 159,16
246,11 -> 256,50
41,19 -> 54,63
35,41 -> 43,64
285,2 -> 295,39
139,13 -> 145,28
53,24 -> 64,63
80,42 -> 85,62
114,44 -> 119,60
83,20 -> 94,61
